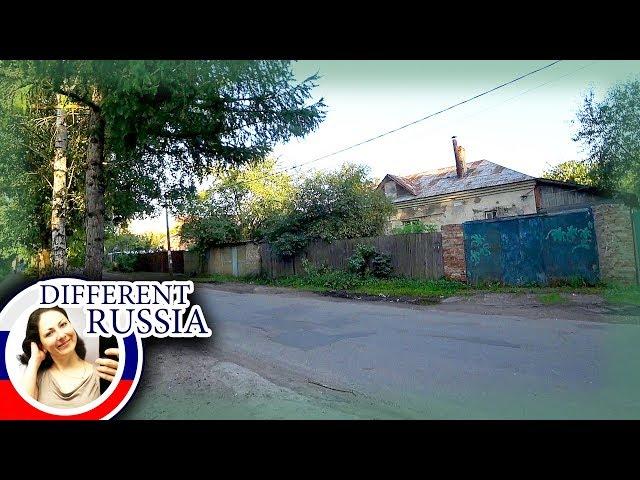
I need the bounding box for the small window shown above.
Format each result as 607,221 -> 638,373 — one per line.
485,210 -> 497,219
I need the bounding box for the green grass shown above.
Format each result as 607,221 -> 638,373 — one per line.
194,272 -> 467,298
193,272 -> 640,306
538,293 -> 567,305
604,284 -> 640,306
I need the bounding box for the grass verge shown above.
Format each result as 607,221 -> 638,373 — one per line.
193,272 -> 640,306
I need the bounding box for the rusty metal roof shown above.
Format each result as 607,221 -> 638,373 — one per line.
382,160 -> 535,201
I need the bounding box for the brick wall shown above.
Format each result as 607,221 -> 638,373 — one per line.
592,203 -> 638,284
442,224 -> 467,282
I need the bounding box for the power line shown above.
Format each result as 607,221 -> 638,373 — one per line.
227,60 -> 563,188
380,61 -> 598,170
445,61 -> 597,125
279,60 -> 562,174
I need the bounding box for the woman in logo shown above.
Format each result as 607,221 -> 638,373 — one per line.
18,306 -> 119,409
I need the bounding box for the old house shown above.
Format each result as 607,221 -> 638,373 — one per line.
377,137 -> 609,230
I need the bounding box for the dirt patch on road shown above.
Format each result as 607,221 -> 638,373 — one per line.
321,290 -> 441,305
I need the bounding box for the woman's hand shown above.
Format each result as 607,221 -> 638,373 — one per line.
29,342 -> 46,367
95,348 -> 119,382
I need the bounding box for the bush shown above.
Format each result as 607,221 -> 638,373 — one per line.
0,257 -> 12,281
299,258 -> 361,289
348,244 -> 376,274
348,243 -> 392,278
111,254 -> 138,273
271,232 -> 309,258
371,252 -> 392,278
264,164 -> 396,258
392,221 -> 439,234
320,270 -> 362,290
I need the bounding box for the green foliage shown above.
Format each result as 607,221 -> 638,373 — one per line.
572,80 -> 640,200
179,213 -> 240,254
104,228 -> 164,254
348,244 -> 376,274
0,257 -> 12,281
110,253 -> 138,273
543,160 -> 596,186
67,228 -> 86,269
0,89 -> 57,260
22,60 -> 326,222
538,293 -> 567,305
203,271 -> 468,298
0,60 -> 326,272
392,221 -> 439,234
371,253 -> 393,278
347,243 -> 392,278
270,232 -> 308,258
294,259 -> 364,290
264,164 -> 396,258
604,284 -> 640,306
178,158 -> 294,252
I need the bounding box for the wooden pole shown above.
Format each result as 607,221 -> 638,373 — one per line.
165,202 -> 174,277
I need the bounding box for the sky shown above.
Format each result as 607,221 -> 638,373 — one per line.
130,60 -> 640,235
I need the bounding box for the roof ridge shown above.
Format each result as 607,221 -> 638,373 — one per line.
401,159 -> 489,179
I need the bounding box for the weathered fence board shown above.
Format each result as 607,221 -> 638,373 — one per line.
260,233 -> 444,279
133,250 -> 184,274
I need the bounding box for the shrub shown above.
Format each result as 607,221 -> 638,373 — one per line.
348,243 -> 392,278
111,254 -> 138,273
392,221 -> 439,234
320,270 -> 362,290
371,252 -> 392,278
271,232 -> 309,258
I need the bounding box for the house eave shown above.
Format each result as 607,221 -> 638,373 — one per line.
391,179 -> 538,207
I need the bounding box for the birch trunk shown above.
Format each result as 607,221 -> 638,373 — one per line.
84,91 -> 105,280
51,95 -> 68,275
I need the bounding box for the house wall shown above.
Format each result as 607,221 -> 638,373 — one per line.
387,181 -> 538,230
538,184 -> 608,212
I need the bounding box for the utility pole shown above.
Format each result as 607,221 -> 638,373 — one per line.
164,200 -> 174,277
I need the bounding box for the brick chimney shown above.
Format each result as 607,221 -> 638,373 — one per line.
452,136 -> 466,178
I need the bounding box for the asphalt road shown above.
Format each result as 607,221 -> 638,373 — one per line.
121,285 -> 640,419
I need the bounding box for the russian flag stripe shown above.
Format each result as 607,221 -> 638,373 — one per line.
0,331 -> 8,380
122,334 -> 137,380
0,380 -> 135,420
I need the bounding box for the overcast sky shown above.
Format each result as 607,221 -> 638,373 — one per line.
131,60 -> 640,234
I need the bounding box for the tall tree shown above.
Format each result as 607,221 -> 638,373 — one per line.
542,160 -> 595,186
264,163 -> 396,258
51,94 -> 68,274
0,79 -> 87,275
179,158 -> 293,252
573,80 -> 640,200
2,60 -> 326,279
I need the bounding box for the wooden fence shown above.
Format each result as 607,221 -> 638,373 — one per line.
134,251 -> 184,274
260,233 -> 444,279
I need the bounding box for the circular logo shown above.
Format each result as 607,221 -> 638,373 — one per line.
0,279 -> 143,420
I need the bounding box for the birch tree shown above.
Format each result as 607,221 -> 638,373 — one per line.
2,60 -> 326,279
